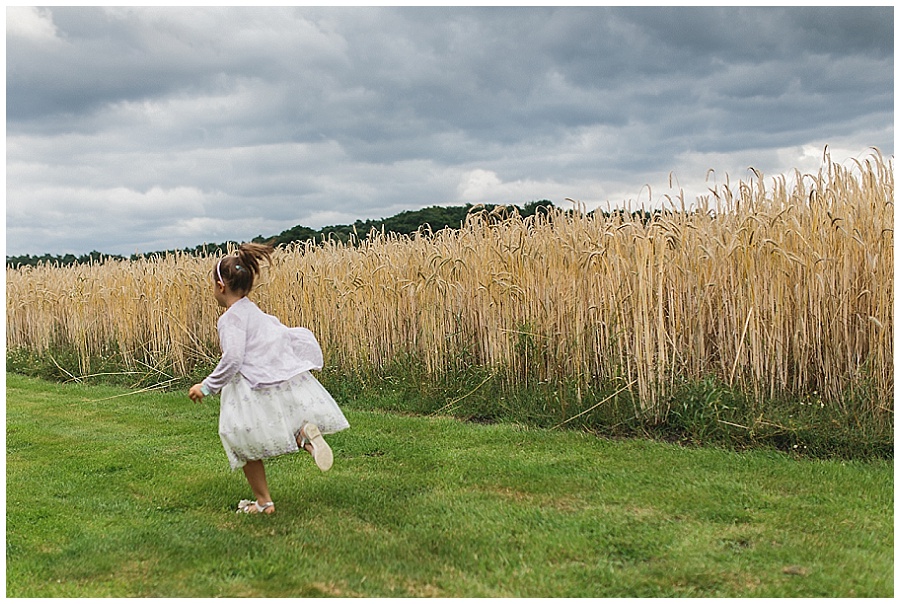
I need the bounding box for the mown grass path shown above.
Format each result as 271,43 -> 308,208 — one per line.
6,374 -> 893,597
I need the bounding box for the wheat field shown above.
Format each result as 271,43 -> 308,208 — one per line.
6,151 -> 893,421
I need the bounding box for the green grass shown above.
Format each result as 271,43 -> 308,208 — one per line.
6,373 -> 893,597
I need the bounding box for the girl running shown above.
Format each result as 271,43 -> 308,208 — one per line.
188,243 -> 349,514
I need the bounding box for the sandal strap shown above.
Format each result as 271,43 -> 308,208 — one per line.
236,499 -> 275,514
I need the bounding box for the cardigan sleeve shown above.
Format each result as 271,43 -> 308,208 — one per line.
201,308 -> 247,394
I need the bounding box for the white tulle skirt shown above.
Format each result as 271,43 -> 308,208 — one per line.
218,371 -> 350,471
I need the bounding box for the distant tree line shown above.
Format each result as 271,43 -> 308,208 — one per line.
6,201 -> 556,268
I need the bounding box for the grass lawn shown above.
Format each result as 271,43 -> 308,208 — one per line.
6,373 -> 893,597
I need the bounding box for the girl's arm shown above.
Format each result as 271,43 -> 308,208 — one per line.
199,311 -> 248,395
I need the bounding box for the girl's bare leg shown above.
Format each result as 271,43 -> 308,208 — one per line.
242,460 -> 273,505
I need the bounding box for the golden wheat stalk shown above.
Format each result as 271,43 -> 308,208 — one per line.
6,152 -> 892,421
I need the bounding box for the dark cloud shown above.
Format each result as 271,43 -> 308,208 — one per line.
6,6 -> 893,256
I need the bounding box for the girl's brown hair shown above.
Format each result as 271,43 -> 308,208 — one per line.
215,242 -> 274,294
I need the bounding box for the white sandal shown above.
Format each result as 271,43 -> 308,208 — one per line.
236,499 -> 275,514
300,423 -> 333,471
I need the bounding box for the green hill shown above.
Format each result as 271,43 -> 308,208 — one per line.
6,201 -> 554,268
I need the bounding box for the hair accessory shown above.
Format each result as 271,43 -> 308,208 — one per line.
235,264 -> 242,271
216,258 -> 224,286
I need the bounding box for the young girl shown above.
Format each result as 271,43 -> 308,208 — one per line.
188,243 -> 349,515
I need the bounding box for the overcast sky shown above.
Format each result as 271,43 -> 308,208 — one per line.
6,5 -> 894,257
